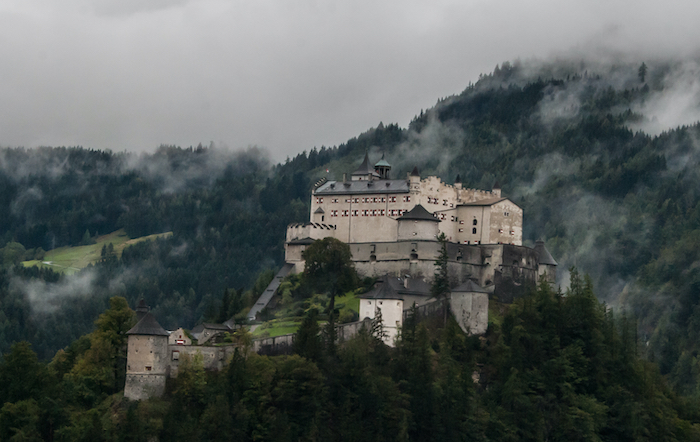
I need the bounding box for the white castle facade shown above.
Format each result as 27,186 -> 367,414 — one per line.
284,152 -> 556,300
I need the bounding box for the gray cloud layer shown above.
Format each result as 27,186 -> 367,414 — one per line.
2,0 -> 700,160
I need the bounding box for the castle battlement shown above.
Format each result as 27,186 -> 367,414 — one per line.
285,152 -> 555,289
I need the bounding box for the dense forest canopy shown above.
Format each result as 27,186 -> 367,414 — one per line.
1,57 -> 700,398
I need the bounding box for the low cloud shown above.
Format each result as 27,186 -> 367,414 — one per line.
10,268 -> 97,314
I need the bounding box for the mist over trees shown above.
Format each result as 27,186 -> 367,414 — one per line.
0,57 -> 700,398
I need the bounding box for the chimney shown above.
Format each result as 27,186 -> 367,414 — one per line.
343,173 -> 347,183
403,274 -> 410,289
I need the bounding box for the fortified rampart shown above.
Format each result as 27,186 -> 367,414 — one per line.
125,152 -> 558,401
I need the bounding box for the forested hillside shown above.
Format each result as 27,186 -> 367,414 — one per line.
2,275 -> 698,441
2,58 -> 700,396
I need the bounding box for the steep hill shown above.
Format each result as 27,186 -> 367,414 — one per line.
1,58 -> 700,393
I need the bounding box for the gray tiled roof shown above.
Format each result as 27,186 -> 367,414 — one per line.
127,312 -> 169,336
360,275 -> 432,299
352,152 -> 380,177
534,240 -> 558,266
397,204 -> 440,222
314,179 -> 410,195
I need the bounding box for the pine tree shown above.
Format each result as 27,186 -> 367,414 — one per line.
638,62 -> 647,83
371,306 -> 388,343
431,232 -> 450,299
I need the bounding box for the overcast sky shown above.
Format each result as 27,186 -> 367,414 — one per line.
1,0 -> 699,161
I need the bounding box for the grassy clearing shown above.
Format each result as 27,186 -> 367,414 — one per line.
21,229 -> 172,275
335,292 -> 360,313
252,318 -> 329,339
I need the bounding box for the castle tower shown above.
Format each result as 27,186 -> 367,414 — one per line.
397,204 -> 440,241
534,240 -> 558,283
408,166 -> 421,196
352,151 -> 380,181
374,154 -> 392,179
492,181 -> 502,198
124,309 -> 170,401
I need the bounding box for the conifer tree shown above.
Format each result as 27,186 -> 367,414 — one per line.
370,306 -> 387,343
431,232 -> 450,300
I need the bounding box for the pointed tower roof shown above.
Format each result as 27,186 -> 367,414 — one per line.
352,151 -> 380,177
410,166 -> 420,177
397,204 -> 440,222
534,240 -> 558,266
375,153 -> 391,168
455,174 -> 461,183
453,280 -> 488,293
493,180 -> 501,189
127,311 -> 169,336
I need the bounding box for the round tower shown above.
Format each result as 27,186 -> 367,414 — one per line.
124,309 -> 170,401
397,204 -> 440,241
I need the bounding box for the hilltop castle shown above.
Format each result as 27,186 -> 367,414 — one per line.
124,152 -> 558,400
282,152 -> 556,301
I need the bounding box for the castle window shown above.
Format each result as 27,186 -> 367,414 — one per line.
331,210 -> 338,217
499,229 -> 503,233
146,366 -> 152,371
389,196 -> 397,202
504,212 -> 510,216
381,197 -> 386,202
450,203 -> 454,207
321,216 -> 324,222
345,198 -> 351,203
315,197 -> 323,203
403,196 -> 411,202
370,254 -> 376,262
459,220 -> 464,225
472,228 -> 477,234
380,209 -> 385,216
459,228 -> 464,232
410,252 -> 418,261
332,198 -> 338,203
352,210 -> 358,216
473,219 -> 477,225
354,198 -> 360,203
510,230 -> 515,235
443,200 -> 448,206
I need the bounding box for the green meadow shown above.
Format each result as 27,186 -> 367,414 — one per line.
21,229 -> 172,275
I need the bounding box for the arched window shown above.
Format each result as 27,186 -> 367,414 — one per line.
472,219 -> 477,225
472,228 -> 477,234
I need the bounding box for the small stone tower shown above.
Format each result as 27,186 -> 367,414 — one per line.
534,240 -> 558,284
124,306 -> 170,401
